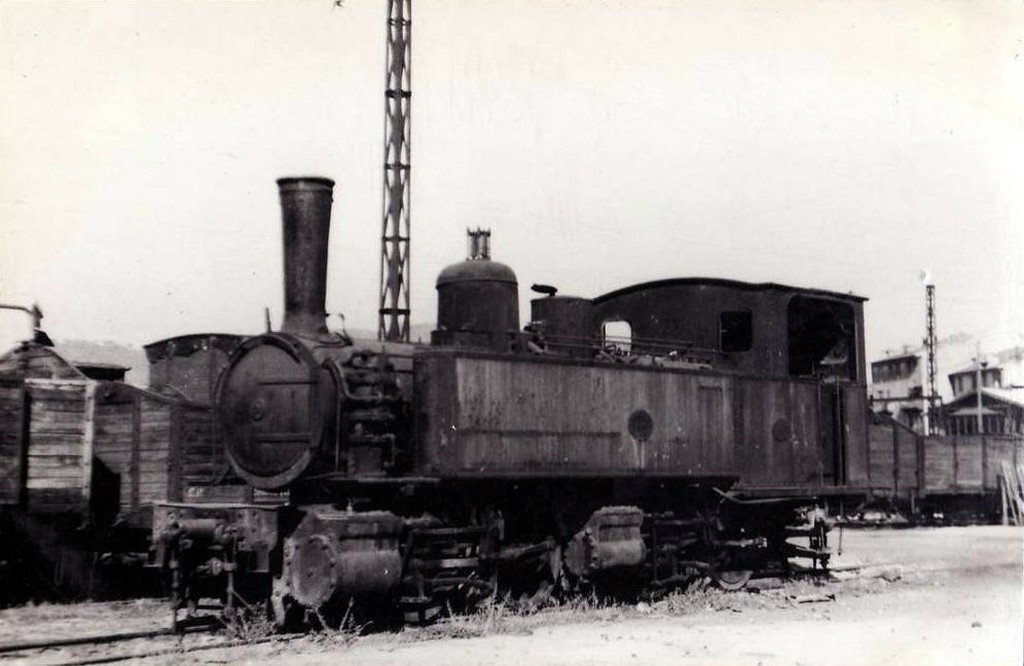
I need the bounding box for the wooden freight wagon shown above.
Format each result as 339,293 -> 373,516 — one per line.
0,341 -> 231,602
863,409 -> 1024,520
920,434 -> 1022,501
866,414 -> 922,502
0,341 -> 227,521
0,375 -> 26,506
90,382 -> 224,526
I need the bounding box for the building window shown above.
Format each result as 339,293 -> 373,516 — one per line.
719,310 -> 753,352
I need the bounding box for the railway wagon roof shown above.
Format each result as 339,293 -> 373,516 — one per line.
143,332 -> 245,362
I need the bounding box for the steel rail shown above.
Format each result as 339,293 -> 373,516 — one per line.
59,634 -> 301,666
0,623 -> 215,656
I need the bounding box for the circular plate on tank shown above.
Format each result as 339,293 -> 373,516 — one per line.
217,333 -> 333,490
627,409 -> 654,442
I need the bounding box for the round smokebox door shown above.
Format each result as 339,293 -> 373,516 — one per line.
218,334 -> 331,488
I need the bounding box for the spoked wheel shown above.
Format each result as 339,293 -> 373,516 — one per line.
401,599 -> 445,626
507,543 -> 561,611
711,567 -> 753,591
512,572 -> 558,611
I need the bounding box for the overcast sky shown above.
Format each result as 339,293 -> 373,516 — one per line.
1,0 -> 1021,364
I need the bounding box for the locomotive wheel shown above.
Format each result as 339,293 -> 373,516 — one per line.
711,567 -> 753,591
402,602 -> 444,626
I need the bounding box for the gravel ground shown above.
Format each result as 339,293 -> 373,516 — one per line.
0,526 -> 1020,665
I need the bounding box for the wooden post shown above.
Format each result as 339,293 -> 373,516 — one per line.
168,402 -> 182,502
1001,472 -> 1009,526
892,423 -> 900,497
981,435 -> 989,491
130,393 -> 141,512
81,382 -> 95,519
952,436 -> 959,491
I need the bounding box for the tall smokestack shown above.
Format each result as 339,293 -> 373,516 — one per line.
277,177 -> 335,337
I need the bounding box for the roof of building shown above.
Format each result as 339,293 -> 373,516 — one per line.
945,386 -> 1024,410
948,345 -> 1024,377
946,405 -> 1003,417
949,362 -> 999,376
871,353 -> 918,366
982,387 -> 1024,409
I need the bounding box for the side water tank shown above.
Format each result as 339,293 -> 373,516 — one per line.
433,257 -> 519,352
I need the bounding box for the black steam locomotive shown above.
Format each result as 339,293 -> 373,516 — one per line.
151,177 -> 872,626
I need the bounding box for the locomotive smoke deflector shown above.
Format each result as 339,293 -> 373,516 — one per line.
278,177 -> 335,337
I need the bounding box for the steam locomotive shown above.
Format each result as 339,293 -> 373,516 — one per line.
151,176 -> 872,626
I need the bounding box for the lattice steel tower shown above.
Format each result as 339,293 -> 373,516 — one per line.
925,283 -> 938,434
378,0 -> 412,342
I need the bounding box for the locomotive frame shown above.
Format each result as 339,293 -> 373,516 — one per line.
150,176 -> 871,628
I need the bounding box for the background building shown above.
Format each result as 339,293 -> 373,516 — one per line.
869,351 -> 928,433
943,346 -> 1024,435
869,336 -> 1024,435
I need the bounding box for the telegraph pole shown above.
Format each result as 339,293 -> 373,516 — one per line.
378,0 -> 412,342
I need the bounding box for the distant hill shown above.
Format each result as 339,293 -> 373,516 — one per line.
346,323 -> 434,344
54,339 -> 149,387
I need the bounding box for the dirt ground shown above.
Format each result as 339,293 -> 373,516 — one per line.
0,526 -> 1020,665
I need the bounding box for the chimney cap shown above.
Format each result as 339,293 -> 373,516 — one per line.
277,176 -> 335,191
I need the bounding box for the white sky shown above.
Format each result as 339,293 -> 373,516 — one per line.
1,0 -> 1022,364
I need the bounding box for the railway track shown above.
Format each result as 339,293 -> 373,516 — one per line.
0,617 -> 295,666
0,561 -> 902,664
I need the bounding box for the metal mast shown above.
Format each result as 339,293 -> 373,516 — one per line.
925,283 -> 938,434
378,0 -> 412,342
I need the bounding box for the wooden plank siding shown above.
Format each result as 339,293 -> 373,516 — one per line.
93,385 -> 168,520
919,435 -> 1023,495
895,425 -> 919,494
864,417 -> 924,499
0,369 -> 226,521
867,421 -> 895,491
0,375 -> 26,504
21,379 -> 89,512
178,406 -> 222,487
923,436 -> 955,491
954,437 -> 984,489
985,437 -> 1017,489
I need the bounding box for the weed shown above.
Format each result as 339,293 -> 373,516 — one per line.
224,606 -> 278,643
